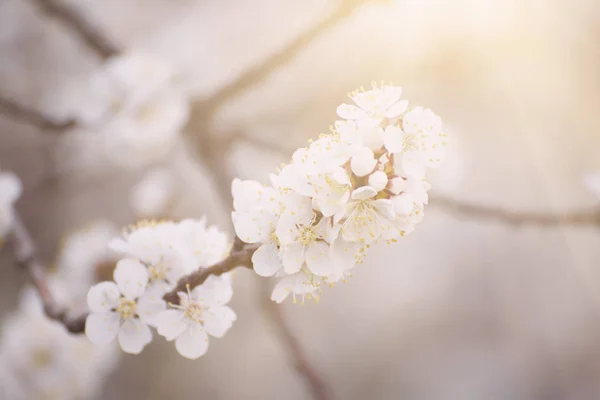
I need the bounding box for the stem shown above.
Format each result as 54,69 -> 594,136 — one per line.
9,213 -> 86,333
30,0 -> 120,60
0,96 -> 76,132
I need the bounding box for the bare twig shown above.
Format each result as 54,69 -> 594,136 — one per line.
163,238 -> 257,304
8,213 -> 87,333
260,281 -> 335,400
431,196 -> 600,227
29,0 -> 120,60
0,96 -> 76,132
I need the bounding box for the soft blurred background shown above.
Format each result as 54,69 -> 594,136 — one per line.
1,0 -> 600,398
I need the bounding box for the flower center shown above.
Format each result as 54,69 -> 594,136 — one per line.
149,264 -> 168,283
269,231 -> 280,247
299,226 -> 318,246
116,298 -> 137,320
30,348 -> 53,368
184,302 -> 204,323
403,133 -> 420,152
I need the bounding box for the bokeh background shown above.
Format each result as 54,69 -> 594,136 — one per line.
1,0 -> 600,398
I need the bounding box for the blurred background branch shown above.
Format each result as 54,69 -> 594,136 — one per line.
0,96 -> 75,132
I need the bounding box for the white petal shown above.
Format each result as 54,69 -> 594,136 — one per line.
275,212 -> 301,246
175,327 -> 209,359
388,177 -> 406,195
203,306 -> 236,338
384,99 -> 408,118
331,239 -> 359,272
350,148 -> 377,177
383,125 -> 405,153
282,242 -> 305,274
114,259 -> 148,300
0,172 -> 22,204
192,274 -> 233,306
85,312 -> 120,345
156,310 -> 187,341
232,209 -> 276,244
231,179 -> 264,212
87,282 -> 120,312
351,187 -> 377,201
305,242 -> 332,277
118,319 -> 152,354
392,194 -> 415,216
368,171 -> 388,192
372,199 -> 396,219
136,293 -> 166,327
252,243 -> 282,277
397,151 -> 427,179
336,103 -> 368,120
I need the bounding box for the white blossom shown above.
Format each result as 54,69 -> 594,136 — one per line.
0,169 -> 22,239
156,275 -> 236,359
0,288 -> 118,400
85,259 -> 165,354
231,84 -> 449,302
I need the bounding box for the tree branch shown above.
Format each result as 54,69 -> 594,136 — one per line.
430,196 -> 600,227
29,0 -> 120,60
260,281 -> 335,400
8,213 -> 87,333
163,238 -> 257,305
0,96 -> 76,132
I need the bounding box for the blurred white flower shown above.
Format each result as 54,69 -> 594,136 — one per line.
130,167 -> 175,217
156,275 -> 236,359
48,52 -> 189,169
85,259 -> 165,354
0,169 -> 22,240
54,221 -> 119,298
231,84 -> 449,302
0,288 -> 118,400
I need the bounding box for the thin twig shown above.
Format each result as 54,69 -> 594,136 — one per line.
29,0 -> 120,60
0,96 -> 76,132
260,281 -> 335,400
8,213 -> 87,333
163,238 -> 257,304
431,196 -> 600,227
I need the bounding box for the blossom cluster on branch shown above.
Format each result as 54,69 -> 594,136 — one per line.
85,219 -> 237,358
233,84 -> 448,303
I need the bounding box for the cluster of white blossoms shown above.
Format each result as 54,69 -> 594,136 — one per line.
48,52 -> 189,168
232,85 -> 447,303
0,168 -> 22,241
85,219 -> 237,359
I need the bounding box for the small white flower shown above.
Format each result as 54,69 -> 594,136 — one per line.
156,275 -> 236,360
110,221 -> 194,293
0,170 -> 22,239
336,85 -> 408,124
231,179 -> 282,277
85,259 -> 165,354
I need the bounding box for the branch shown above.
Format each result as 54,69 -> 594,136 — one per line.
163,238 -> 257,305
8,213 -> 87,333
430,196 -> 600,227
260,281 -> 336,400
30,0 -> 120,60
0,96 -> 76,132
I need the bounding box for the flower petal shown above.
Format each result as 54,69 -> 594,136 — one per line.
351,187 -> 377,201
85,312 -> 120,345
156,310 -> 187,341
252,243 -> 282,277
118,319 -> 152,354
336,104 -> 368,120
0,172 -> 22,204
175,326 -> 209,359
136,292 -> 166,327
383,125 -> 405,153
384,99 -> 408,118
114,258 -> 148,300
87,281 -> 120,312
350,148 -> 376,177
203,306 -> 236,338
305,242 -> 332,277
368,171 -> 388,192
282,242 -> 305,274
192,274 -> 233,306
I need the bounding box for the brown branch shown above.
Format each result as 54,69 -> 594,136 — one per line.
30,0 -> 120,60
260,281 -> 336,400
0,96 -> 76,132
430,196 -> 600,227
9,213 -> 87,333
163,238 -> 258,305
